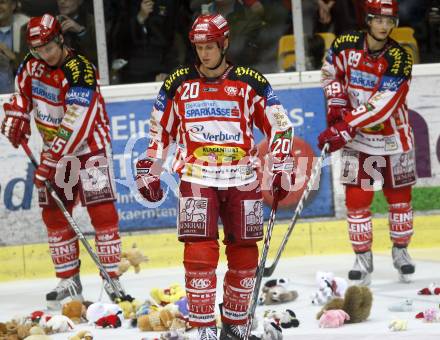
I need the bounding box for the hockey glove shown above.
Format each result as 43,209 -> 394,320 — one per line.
136,158 -> 163,202
34,152 -> 59,188
271,158 -> 296,201
318,120 -> 356,152
327,106 -> 351,127
1,104 -> 31,148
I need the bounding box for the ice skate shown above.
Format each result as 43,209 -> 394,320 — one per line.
197,326 -> 218,340
348,251 -> 373,286
219,323 -> 247,340
392,246 -> 415,283
103,277 -> 126,302
46,273 -> 83,310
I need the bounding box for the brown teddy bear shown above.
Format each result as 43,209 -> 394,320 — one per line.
316,285 -> 373,323
62,300 -> 86,324
118,243 -> 148,275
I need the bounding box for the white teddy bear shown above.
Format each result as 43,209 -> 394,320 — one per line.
311,271 -> 348,305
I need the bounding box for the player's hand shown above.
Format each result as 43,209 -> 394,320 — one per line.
1,106 -> 31,148
34,152 -> 58,188
271,159 -> 295,201
327,106 -> 351,127
318,120 -> 356,152
136,158 -> 163,202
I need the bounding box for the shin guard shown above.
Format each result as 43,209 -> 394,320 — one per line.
222,244 -> 258,325
389,203 -> 413,246
43,207 -> 79,278
184,241 -> 219,327
347,210 -> 373,253
89,203 -> 121,277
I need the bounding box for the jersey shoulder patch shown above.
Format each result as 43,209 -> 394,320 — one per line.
331,31 -> 364,54
61,54 -> 97,89
384,42 -> 413,78
162,65 -> 198,97
229,65 -> 269,97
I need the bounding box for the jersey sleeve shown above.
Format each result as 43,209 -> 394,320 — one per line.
146,67 -> 190,161
49,54 -> 100,158
344,46 -> 413,128
321,33 -> 362,108
235,67 -> 293,161
3,54 -> 34,118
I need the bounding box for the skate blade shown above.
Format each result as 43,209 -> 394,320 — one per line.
398,273 -> 413,283
46,293 -> 84,310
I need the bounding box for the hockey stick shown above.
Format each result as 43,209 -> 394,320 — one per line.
21,141 -> 128,301
245,193 -> 280,339
263,143 -> 329,277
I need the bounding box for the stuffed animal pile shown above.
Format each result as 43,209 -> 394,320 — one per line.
316,285 -> 373,326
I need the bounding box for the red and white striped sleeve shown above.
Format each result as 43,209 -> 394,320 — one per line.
344,47 -> 412,129
48,55 -> 101,158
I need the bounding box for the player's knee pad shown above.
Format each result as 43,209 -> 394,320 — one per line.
347,209 -> 373,253
184,241 -> 220,327
87,202 -> 121,277
345,185 -> 374,211
383,187 -> 413,246
42,207 -> 79,278
222,243 -> 258,325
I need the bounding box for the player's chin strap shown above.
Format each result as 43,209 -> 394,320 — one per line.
20,141 -> 133,303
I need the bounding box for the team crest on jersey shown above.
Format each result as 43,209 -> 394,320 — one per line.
224,86 -> 238,96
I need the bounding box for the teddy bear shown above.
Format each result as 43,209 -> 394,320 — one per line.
311,271 -> 348,305
117,243 -> 148,275
62,300 -> 86,324
259,278 -> 298,305
151,284 -> 186,306
319,309 -> 350,328
0,321 -> 33,340
316,285 -> 373,323
23,326 -> 52,340
68,330 -> 93,340
389,319 -> 408,331
138,304 -> 187,332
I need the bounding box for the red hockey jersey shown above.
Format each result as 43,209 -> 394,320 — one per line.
146,65 -> 293,187
7,52 -> 110,158
322,31 -> 413,155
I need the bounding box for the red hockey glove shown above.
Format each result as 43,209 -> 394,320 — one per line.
271,158 -> 296,201
327,106 -> 351,127
136,158 -> 163,202
318,121 -> 356,153
34,152 -> 59,188
1,107 -> 31,148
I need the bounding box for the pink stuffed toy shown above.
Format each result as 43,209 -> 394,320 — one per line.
319,309 -> 350,328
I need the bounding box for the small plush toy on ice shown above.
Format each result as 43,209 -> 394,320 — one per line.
418,283 -> 440,295
317,285 -> 373,324
259,278 -> 298,305
311,271 -> 348,305
388,319 -> 408,331
319,309 -> 350,328
150,284 -> 186,306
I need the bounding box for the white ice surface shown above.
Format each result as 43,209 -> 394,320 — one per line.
1,253 -> 440,340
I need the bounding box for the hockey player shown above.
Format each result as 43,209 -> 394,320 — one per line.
136,14 -> 295,340
318,0 -> 416,285
1,14 -> 123,308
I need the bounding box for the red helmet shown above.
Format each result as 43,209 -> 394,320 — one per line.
366,0 -> 399,17
26,14 -> 62,48
188,14 -> 230,47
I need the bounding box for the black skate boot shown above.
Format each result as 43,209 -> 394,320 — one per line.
392,245 -> 415,283
198,326 -> 218,340
220,323 -> 247,340
348,251 -> 373,286
46,273 -> 83,310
